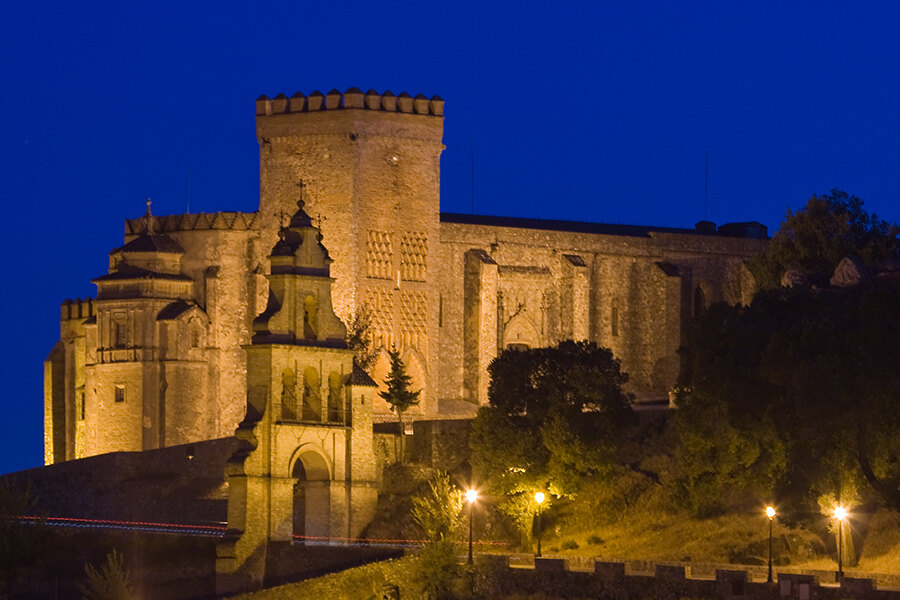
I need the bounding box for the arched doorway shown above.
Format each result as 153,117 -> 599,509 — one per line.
291,450 -> 331,542
502,313 -> 539,350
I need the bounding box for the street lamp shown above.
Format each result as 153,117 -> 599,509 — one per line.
765,505 -> 776,583
535,492 -> 545,557
465,489 -> 478,565
833,506 -> 847,580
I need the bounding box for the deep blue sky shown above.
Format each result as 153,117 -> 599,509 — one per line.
2,2 -> 898,475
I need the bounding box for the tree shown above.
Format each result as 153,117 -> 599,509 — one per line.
678,276 -> 900,517
678,192 -> 900,517
410,472 -> 464,600
379,347 -> 421,460
345,306 -> 377,372
470,340 -> 634,533
78,550 -> 134,600
748,189 -> 900,290
410,470 -> 464,543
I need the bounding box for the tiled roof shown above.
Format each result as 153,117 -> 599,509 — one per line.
92,267 -> 192,283
350,362 -> 377,387
156,300 -> 193,321
440,213 -> 768,239
113,234 -> 184,254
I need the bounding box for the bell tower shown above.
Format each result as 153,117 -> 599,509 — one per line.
217,200 -> 379,595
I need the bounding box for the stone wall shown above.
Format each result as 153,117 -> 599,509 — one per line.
2,437 -> 237,523
439,217 -> 766,403
474,554 -> 900,599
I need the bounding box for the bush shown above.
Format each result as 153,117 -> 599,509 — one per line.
561,540 -> 579,550
586,534 -> 603,545
415,540 -> 459,600
78,550 -> 134,600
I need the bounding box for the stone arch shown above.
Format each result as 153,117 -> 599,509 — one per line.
303,295 -> 318,339
281,368 -> 298,420
289,446 -> 332,541
186,315 -> 205,349
327,371 -> 343,422
694,280 -> 713,316
502,313 -> 539,351
402,348 -> 427,411
301,367 -> 320,421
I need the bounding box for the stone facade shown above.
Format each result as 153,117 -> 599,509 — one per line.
44,87 -> 767,463
215,203 -> 379,594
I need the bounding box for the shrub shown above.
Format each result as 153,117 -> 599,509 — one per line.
586,534 -> 603,545
561,539 -> 579,550
414,540 -> 459,600
78,550 -> 134,600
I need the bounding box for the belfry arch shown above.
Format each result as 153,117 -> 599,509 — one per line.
217,199 -> 379,595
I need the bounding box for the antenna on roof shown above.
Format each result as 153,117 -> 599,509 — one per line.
186,165 -> 192,214
470,138 -> 475,215
704,152 -> 709,220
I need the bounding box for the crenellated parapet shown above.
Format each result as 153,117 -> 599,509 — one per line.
125,212 -> 258,235
60,298 -> 94,321
256,87 -> 444,117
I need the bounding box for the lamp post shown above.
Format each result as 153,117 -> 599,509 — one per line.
765,505 -> 776,583
535,492 -> 545,557
834,506 -> 847,580
465,489 -> 478,565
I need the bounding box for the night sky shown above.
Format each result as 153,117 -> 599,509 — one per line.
2,2 -> 898,475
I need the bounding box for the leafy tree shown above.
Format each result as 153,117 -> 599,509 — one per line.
679,193 -> 900,516
345,306 -> 377,371
470,340 -> 634,533
677,280 -> 900,517
748,189 -> 900,290
379,347 -> 421,461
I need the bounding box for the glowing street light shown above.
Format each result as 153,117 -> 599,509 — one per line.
466,489 -> 478,564
534,492 -> 546,558
833,506 -> 847,580
765,505 -> 776,583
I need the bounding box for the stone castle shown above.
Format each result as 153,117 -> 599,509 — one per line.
44,87 -> 768,464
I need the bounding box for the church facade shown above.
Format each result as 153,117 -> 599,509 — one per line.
44,87 -> 767,464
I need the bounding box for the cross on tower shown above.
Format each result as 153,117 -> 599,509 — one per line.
296,180 -> 306,208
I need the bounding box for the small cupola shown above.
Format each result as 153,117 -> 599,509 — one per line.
253,183 -> 346,347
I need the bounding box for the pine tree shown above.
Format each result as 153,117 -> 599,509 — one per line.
379,346 -> 420,461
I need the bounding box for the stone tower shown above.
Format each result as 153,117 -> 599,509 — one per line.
71,205 -> 214,457
255,88 -> 445,415
217,201 -> 378,594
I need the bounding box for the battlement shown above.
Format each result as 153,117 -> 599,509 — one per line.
256,87 -> 444,117
125,212 -> 259,235
61,298 -> 93,321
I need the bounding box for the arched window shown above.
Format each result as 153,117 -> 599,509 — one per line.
303,296 -> 318,339
281,368 -> 298,420
302,367 -> 320,421
694,285 -> 707,315
327,372 -> 343,422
